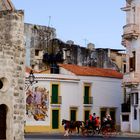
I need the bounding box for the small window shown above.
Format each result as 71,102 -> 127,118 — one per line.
131,94 -> 134,105
129,51 -> 135,72
135,93 -> 138,105
134,108 -> 137,120
35,50 -> 39,56
131,93 -> 139,105
123,64 -> 126,73
122,115 -> 129,121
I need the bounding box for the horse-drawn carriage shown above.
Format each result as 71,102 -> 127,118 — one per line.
62,119 -> 118,137
81,119 -> 118,137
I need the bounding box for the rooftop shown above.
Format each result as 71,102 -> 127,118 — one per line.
59,64 -> 123,79
26,64 -> 123,79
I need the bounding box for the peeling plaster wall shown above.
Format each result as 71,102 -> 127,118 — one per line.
24,23 -> 56,70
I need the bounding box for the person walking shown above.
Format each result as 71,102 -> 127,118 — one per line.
89,114 -> 93,122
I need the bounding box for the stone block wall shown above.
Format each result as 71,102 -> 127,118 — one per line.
0,10 -> 25,140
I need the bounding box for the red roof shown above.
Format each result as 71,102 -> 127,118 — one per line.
59,64 -> 123,79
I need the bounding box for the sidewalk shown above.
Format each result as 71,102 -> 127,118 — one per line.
120,132 -> 140,138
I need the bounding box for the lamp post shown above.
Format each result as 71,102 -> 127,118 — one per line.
25,70 -> 38,91
28,70 -> 35,85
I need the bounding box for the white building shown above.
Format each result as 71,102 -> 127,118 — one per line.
121,0 -> 140,132
25,64 -> 123,133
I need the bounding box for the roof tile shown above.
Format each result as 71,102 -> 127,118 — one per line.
59,64 -> 123,79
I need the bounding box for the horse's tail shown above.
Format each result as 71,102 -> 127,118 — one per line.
81,121 -> 86,126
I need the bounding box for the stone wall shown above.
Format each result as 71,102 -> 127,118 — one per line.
0,10 -> 25,140
24,23 -> 56,70
42,38 -> 125,72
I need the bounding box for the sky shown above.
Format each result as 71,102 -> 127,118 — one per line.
12,0 -> 126,49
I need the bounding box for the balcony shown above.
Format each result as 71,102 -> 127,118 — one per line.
121,103 -> 130,112
122,24 -> 139,40
50,96 -> 62,104
83,97 -> 93,106
121,6 -> 131,11
123,72 -> 140,85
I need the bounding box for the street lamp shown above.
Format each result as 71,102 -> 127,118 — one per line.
25,70 -> 38,91
28,70 -> 35,85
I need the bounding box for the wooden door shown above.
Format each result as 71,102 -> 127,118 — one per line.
84,110 -> 90,122
70,110 -> 76,121
52,110 -> 59,129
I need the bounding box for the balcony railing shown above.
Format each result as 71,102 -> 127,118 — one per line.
122,24 -> 139,40
123,72 -> 140,84
51,96 -> 62,104
83,97 -> 93,104
121,103 -> 130,112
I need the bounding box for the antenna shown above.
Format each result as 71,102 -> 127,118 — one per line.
83,38 -> 88,47
48,16 -> 51,27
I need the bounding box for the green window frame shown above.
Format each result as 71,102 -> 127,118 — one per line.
51,84 -> 58,104
84,86 -> 90,104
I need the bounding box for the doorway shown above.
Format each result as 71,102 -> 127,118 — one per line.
84,110 -> 90,122
0,104 -> 7,139
100,108 -> 107,126
70,109 -> 77,121
52,110 -> 59,129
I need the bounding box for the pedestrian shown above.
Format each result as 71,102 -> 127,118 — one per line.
89,114 -> 93,122
94,116 -> 100,130
102,114 -> 112,127
92,112 -> 96,120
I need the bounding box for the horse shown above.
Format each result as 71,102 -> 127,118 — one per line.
62,119 -> 83,135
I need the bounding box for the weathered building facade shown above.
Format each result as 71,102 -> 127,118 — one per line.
121,0 -> 140,132
42,38 -> 126,73
24,23 -> 56,70
23,24 -> 126,73
0,0 -> 26,139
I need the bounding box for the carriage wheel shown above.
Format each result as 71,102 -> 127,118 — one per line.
81,128 -> 88,136
110,128 -> 117,137
102,127 -> 111,138
88,128 -> 94,136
